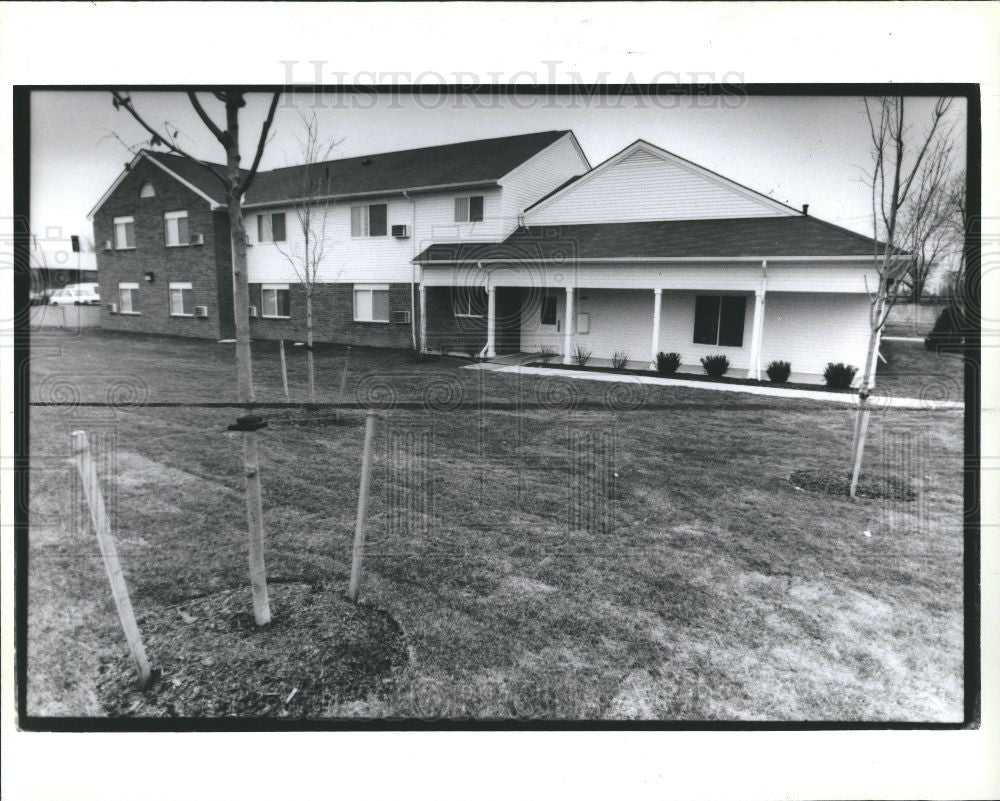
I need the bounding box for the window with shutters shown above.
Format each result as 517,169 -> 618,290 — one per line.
693,295 -> 746,347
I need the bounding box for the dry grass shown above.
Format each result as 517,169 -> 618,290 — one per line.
26,330 -> 965,720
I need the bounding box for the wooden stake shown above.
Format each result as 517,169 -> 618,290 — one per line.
348,411 -> 375,603
243,430 -> 271,624
72,431 -> 152,688
279,339 -> 289,401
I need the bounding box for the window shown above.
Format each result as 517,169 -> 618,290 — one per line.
169,281 -> 193,316
540,293 -> 558,326
257,212 -> 286,243
353,284 -> 390,323
118,282 -> 139,314
261,284 -> 291,318
164,210 -> 190,247
454,287 -> 486,318
113,216 -> 135,249
454,195 -> 485,223
350,203 -> 388,237
70,235 -> 80,253
139,182 -> 156,198
693,295 -> 747,347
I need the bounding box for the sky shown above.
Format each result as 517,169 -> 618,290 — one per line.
30,91 -> 967,247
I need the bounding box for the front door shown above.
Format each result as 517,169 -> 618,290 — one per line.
537,289 -> 562,351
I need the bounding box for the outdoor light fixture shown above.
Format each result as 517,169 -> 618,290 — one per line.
144,272 -> 155,283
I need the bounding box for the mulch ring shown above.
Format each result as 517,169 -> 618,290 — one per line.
789,469 -> 917,501
97,581 -> 408,718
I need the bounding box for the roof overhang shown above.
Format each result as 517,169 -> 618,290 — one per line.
243,180 -> 500,211
416,254 -> 900,265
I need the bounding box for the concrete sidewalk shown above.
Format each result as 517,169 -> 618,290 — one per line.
465,362 -> 965,410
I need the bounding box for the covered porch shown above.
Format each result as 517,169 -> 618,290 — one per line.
419,260 -> 875,386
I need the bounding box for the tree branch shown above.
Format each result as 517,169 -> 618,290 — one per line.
187,92 -> 229,147
238,91 -> 282,196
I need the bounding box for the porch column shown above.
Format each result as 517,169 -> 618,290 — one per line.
562,286 -> 574,365
748,288 -> 766,379
648,288 -> 663,370
485,284 -> 496,358
418,284 -> 427,353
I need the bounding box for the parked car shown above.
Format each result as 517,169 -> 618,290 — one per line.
48,283 -> 100,306
29,288 -> 54,305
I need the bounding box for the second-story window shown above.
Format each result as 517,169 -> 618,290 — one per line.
257,212 -> 286,243
113,216 -> 135,249
350,203 -> 387,237
455,195 -> 484,223
164,210 -> 189,247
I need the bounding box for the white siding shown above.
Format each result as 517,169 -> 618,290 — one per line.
516,288 -> 870,383
499,133 -> 590,235
759,292 -> 872,382
247,189 -> 505,285
527,145 -> 793,226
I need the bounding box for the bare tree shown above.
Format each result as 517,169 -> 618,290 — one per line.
897,135 -> 960,302
273,109 -> 342,402
110,90 -> 280,625
849,96 -> 956,497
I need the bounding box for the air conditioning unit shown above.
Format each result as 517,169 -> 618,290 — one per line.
190,233 -> 205,246
248,305 -> 258,318
391,224 -> 409,239
103,240 -> 113,251
107,303 -> 118,314
392,309 -> 411,325
193,305 -> 209,318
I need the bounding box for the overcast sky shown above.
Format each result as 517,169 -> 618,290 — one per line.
30,91 -> 966,246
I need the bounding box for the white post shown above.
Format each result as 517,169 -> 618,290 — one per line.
278,339 -> 289,401
748,289 -> 764,380
648,288 -> 663,370
562,286 -> 574,365
72,431 -> 152,687
486,284 -> 496,359
418,284 -> 427,353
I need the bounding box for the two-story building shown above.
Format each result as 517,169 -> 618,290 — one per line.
88,130 -> 589,348
89,129 -> 890,385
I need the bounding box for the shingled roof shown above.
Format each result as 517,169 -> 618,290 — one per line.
414,216 -> 891,263
243,130 -> 572,207
142,151 -> 238,205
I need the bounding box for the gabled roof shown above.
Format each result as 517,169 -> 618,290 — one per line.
523,138 -> 801,219
90,131 -> 576,218
414,216 -> 891,264
244,130 -> 575,207
87,150 -> 232,219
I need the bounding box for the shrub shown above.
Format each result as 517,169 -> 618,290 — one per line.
823,362 -> 858,389
437,342 -> 452,357
656,351 -> 681,375
925,303 -> 965,350
700,354 -> 729,378
537,346 -> 556,363
465,346 -> 481,361
766,360 -> 792,383
573,345 -> 592,367
611,351 -> 630,370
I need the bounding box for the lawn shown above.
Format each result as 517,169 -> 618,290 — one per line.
26,330 -> 966,720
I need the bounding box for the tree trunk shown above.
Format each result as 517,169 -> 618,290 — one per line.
306,289 -> 316,403
226,99 -> 271,626
849,279 -> 888,498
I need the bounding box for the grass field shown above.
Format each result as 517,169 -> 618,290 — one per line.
26,330 -> 966,720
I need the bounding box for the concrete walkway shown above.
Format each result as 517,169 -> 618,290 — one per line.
465,362 -> 964,410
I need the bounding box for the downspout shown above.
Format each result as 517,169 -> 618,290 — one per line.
403,190 -> 417,350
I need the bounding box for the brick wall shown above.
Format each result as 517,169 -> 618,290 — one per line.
248,282 -> 417,349
93,157 -> 234,340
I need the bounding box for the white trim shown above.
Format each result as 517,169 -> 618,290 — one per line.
523,139 -> 798,221
168,281 -> 193,289
262,282 -> 289,290
243,180 -> 500,211
353,283 -> 389,291
118,282 -> 139,289
418,255 -> 898,265
88,152 -> 222,220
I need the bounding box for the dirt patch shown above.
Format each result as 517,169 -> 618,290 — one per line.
97,582 -> 408,717
789,469 -> 916,501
